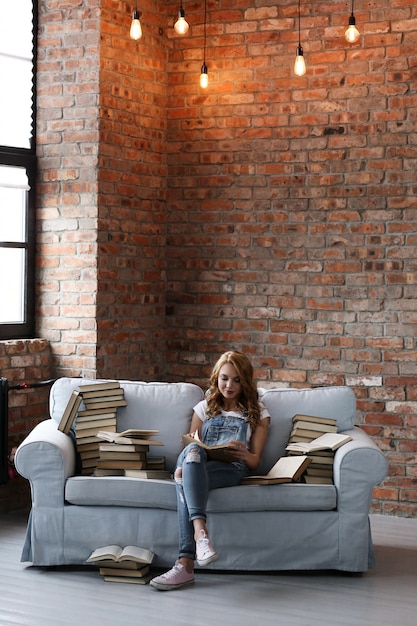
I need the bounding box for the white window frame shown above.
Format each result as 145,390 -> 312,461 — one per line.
0,2 -> 37,339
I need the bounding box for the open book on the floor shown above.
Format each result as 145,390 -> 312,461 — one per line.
86,544 -> 155,565
241,455 -> 311,485
286,432 -> 352,454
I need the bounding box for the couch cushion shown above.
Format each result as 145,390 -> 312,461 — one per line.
257,386 -> 356,475
65,476 -> 178,509
65,476 -> 337,512
50,378 -> 204,471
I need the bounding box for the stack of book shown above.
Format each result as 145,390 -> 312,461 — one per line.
286,414 -> 351,484
75,381 -> 127,474
86,544 -> 154,585
289,414 -> 338,444
57,381 -> 127,475
94,429 -> 170,478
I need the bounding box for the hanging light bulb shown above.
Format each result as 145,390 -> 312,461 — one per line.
130,4 -> 142,41
345,0 -> 360,44
294,45 -> 306,76
174,2 -> 189,35
294,0 -> 306,76
200,0 -> 208,87
200,62 -> 208,88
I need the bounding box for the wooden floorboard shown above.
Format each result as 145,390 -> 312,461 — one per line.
0,512 -> 416,626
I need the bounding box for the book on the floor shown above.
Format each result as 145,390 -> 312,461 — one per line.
99,565 -> 149,577
95,559 -> 146,570
124,469 -> 172,479
58,390 -> 83,434
97,430 -> 163,446
241,455 -> 311,485
86,544 -> 155,565
286,432 -> 352,454
102,574 -> 152,584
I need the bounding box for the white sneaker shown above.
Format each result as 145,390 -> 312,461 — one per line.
196,529 -> 218,566
150,561 -> 194,591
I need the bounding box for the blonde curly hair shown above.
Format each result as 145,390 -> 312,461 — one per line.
206,350 -> 261,430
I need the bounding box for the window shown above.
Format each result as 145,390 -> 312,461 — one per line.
0,2 -> 37,339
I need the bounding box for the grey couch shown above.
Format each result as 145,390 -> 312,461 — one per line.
15,377 -> 388,572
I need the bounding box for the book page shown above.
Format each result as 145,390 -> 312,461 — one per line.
86,545 -> 122,562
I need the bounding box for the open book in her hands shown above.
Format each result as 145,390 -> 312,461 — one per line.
241,455 -> 311,485
86,544 -> 155,565
181,431 -> 225,450
286,432 -> 352,454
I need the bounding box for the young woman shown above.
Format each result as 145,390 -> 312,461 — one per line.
150,350 -> 270,591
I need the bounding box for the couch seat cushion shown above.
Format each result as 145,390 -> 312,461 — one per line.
65,476 -> 178,509
65,476 -> 337,512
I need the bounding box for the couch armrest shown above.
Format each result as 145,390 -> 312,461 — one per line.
15,419 -> 76,507
333,426 -> 388,511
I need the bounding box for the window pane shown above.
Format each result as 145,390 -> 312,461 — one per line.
0,56 -> 33,149
0,2 -> 33,58
0,166 -> 28,242
0,1 -> 34,149
0,248 -> 26,323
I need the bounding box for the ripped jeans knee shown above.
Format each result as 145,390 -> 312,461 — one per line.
174,444 -> 203,485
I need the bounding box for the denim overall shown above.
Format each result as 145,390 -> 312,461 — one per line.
175,412 -> 251,560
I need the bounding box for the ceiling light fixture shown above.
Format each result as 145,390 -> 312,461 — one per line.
345,0 -> 360,43
294,0 -> 306,76
174,1 -> 189,35
130,2 -> 142,41
200,0 -> 208,88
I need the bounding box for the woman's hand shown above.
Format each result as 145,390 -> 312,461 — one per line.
226,440 -> 249,462
206,441 -> 245,463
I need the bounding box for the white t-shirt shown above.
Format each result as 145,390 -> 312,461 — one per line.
193,399 -> 270,442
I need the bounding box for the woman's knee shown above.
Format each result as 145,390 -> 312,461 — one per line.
184,444 -> 203,464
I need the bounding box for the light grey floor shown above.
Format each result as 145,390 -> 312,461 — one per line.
0,512 -> 416,626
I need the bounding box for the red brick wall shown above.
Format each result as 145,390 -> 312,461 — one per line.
97,1 -> 167,379
36,0 -> 167,380
164,1 -> 417,517
30,2 -> 417,516
36,0 -> 101,378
